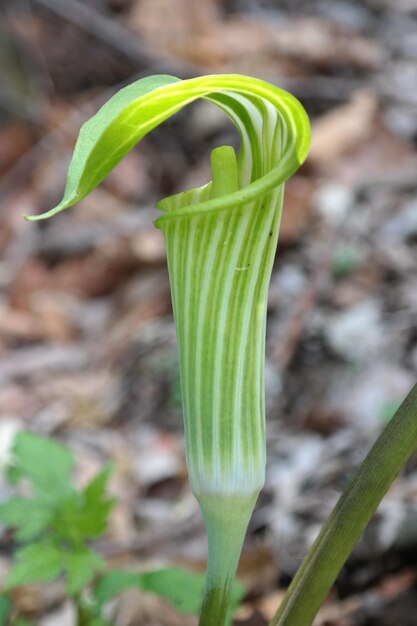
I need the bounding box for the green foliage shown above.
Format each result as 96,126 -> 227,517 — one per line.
0,497 -> 53,542
65,549 -> 105,597
139,568 -> 244,617
10,431 -> 74,503
93,570 -> 140,607
0,594 -> 12,625
0,431 -> 113,596
6,540 -> 63,589
0,430 -> 245,623
51,467 -> 115,546
93,567 -> 244,619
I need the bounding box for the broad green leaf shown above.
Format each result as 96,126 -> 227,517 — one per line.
138,568 -> 207,614
139,568 -> 244,619
6,540 -> 63,589
50,491 -> 83,545
65,549 -> 104,596
79,466 -> 115,538
52,467 -> 114,545
92,570 -> 141,607
93,568 -> 244,617
11,432 -> 74,504
0,497 -> 53,541
0,594 -> 11,626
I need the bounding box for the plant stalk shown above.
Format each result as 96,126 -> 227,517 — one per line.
198,493 -> 258,626
270,382 -> 417,626
75,595 -> 89,626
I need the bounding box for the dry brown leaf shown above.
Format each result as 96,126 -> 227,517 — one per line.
309,92 -> 378,170
0,304 -> 75,344
280,177 -> 315,244
236,545 -> 277,595
130,229 -> 166,265
129,1 -> 298,72
270,18 -> 382,70
131,2 -> 380,73
252,591 -> 286,621
337,123 -> 417,184
167,18 -> 277,69
104,151 -> 151,202
0,121 -> 34,177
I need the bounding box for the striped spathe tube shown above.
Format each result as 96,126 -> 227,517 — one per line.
154,77 -> 310,625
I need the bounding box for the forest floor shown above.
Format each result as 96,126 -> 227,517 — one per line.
0,0 -> 417,624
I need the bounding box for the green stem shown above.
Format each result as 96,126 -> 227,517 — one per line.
270,382 -> 417,626
75,594 -> 95,626
198,493 -> 258,626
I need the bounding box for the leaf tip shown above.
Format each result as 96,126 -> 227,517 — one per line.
23,212 -> 49,222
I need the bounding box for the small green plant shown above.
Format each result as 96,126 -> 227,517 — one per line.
0,431 -> 244,626
23,73 -> 417,626
0,432 -> 111,595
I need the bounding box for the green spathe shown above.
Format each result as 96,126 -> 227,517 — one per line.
24,73 -> 310,625
157,143 -> 283,624
157,146 -> 281,498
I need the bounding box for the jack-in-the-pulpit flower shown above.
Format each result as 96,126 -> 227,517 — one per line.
26,75 -> 310,625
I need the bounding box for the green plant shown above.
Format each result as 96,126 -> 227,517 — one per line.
24,73 -> 309,625
23,73 -> 417,626
0,431 -> 110,597
0,431 -> 243,626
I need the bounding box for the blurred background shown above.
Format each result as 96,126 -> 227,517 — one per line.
1,0 -> 417,624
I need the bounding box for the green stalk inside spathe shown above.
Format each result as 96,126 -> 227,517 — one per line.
24,74 -> 310,624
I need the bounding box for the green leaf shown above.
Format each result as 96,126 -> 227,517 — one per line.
65,549 -> 104,596
138,568 -> 206,614
11,432 -> 74,504
52,467 -> 114,545
0,497 -> 53,541
6,540 -> 63,589
94,568 -> 244,617
140,568 -> 244,617
0,594 -> 11,626
79,466 -> 115,538
93,570 -> 141,607
49,491 -> 83,545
